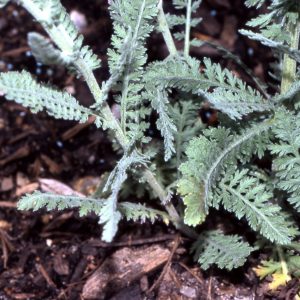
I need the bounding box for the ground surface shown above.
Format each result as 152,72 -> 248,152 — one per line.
0,0 -> 295,299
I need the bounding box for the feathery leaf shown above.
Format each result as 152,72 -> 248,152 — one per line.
178,123 -> 270,219
192,230 -> 254,270
270,110 -> 300,212
213,168 -> 298,244
145,56 -> 271,119
0,71 -> 102,126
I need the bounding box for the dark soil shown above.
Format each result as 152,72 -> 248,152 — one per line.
0,0 -> 294,299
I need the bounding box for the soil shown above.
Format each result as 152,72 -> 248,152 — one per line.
0,0 -> 295,299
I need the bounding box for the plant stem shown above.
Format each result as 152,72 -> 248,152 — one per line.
75,60 -> 129,149
276,246 -> 289,277
184,0 -> 192,57
143,169 -> 198,239
281,21 -> 300,94
276,20 -> 300,278
158,0 -> 178,56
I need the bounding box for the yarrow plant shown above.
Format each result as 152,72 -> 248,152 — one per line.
1,0 -> 300,288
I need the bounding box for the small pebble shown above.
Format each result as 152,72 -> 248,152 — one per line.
88,155 -> 95,164
12,10 -> 19,17
210,9 -> 217,17
56,140 -> 64,148
46,239 -> 53,247
247,47 -> 254,56
46,68 -> 54,76
180,286 -> 197,299
36,67 -> 42,75
148,129 -> 154,136
7,63 -> 13,70
0,176 -> 14,192
70,10 -> 87,31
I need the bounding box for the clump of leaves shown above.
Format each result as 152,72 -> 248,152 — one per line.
1,0 -> 300,289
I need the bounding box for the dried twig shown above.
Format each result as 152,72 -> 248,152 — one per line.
0,201 -> 17,208
147,234 -> 181,293
36,261 -> 57,288
88,234 -> 179,248
178,261 -> 204,285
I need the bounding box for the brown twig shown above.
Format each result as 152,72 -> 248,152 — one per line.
62,116 -> 96,140
207,272 -> 213,300
168,267 -> 181,288
36,262 -> 57,288
1,46 -> 30,57
88,234 -> 180,248
178,261 -> 204,285
0,229 -> 14,268
0,145 -> 31,166
147,235 -> 181,294
0,201 -> 17,208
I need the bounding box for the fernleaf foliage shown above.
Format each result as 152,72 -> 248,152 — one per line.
178,124 -> 270,220
192,230 -> 255,270
20,0 -> 101,75
145,56 -> 272,120
106,0 -> 158,144
18,191 -> 169,227
0,71 -> 103,127
213,168 -> 298,244
166,0 -> 202,42
27,32 -> 72,66
1,0 -> 300,275
270,110 -> 300,212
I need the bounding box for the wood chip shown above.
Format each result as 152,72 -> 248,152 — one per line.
53,251 -> 70,276
41,154 -> 63,174
82,245 -> 170,299
0,177 -> 14,192
0,145 -> 30,167
39,178 -> 84,196
16,182 -> 39,197
72,176 -> 100,196
62,116 -> 96,140
16,172 -> 30,187
0,118 -> 5,129
0,220 -> 12,230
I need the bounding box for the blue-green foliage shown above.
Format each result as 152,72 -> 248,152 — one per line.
18,191 -> 169,227
192,230 -> 255,270
145,56 -> 271,120
212,168 -> 298,244
270,110 -> 300,212
23,0 -> 101,73
107,0 -> 158,144
241,0 -> 300,61
178,124 -> 270,219
166,0 -> 202,41
1,0 -> 300,273
0,71 -> 102,127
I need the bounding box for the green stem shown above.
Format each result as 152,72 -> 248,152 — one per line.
276,19 -> 300,280
76,59 -> 129,149
184,0 -> 192,57
281,21 -> 300,94
143,169 -> 198,239
158,0 -> 178,56
277,246 -> 289,277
